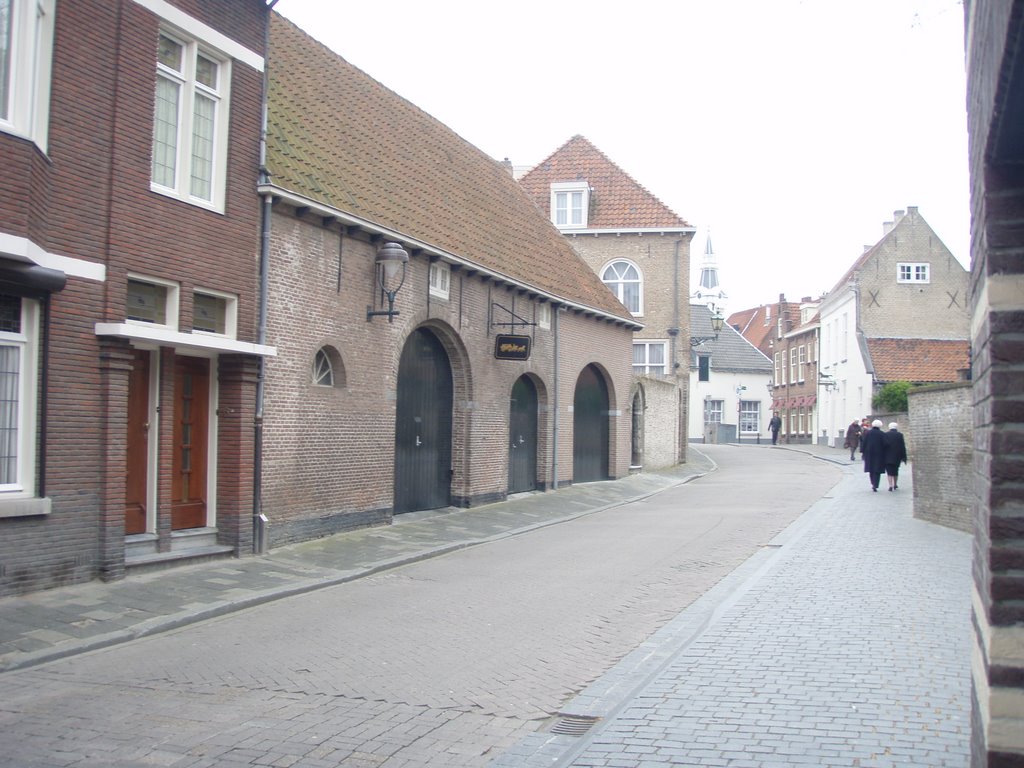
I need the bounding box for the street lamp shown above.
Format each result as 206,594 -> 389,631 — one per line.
690,311 -> 725,347
366,242 -> 410,323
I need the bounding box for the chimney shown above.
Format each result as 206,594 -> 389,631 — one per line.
893,209 -> 905,222
501,158 -> 514,175
882,220 -> 894,235
907,205 -> 918,215
778,293 -> 786,303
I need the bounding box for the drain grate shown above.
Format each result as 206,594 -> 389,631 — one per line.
549,714 -> 600,737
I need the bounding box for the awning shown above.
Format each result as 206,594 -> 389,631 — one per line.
805,395 -> 817,406
0,259 -> 66,298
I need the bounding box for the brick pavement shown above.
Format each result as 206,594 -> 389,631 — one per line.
491,452 -> 973,768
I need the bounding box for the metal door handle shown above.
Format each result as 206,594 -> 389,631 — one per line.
415,435 -> 422,447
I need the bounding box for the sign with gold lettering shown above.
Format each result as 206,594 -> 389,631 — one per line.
494,334 -> 531,361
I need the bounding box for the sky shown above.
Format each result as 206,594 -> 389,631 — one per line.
275,0 -> 970,314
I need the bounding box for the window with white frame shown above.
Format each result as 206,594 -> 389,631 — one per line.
0,295 -> 38,494
739,401 -> 760,433
192,289 -> 236,337
151,30 -> 231,210
764,305 -> 771,325
537,302 -> 551,330
789,348 -> 797,384
697,354 -> 711,382
127,276 -> 180,330
774,351 -> 783,386
429,261 -> 450,299
550,182 -> 589,229
798,407 -> 806,435
601,260 -> 642,315
798,345 -> 806,381
897,262 -> 930,283
705,399 -> 724,423
632,341 -> 667,376
0,0 -> 54,150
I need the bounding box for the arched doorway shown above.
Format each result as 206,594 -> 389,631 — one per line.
631,388 -> 644,468
508,375 -> 538,493
573,364 -> 609,482
394,328 -> 453,513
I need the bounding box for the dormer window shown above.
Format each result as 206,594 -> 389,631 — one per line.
550,182 -> 589,229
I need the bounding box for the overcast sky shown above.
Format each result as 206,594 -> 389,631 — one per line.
275,0 -> 970,313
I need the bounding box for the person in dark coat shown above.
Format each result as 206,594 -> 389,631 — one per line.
768,412 -> 782,445
843,420 -> 862,460
861,419 -> 886,492
882,422 -> 909,491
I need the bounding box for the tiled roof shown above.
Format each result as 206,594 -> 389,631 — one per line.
690,304 -> 772,373
867,338 -> 969,383
265,15 -> 633,323
518,136 -> 690,230
728,306 -> 772,355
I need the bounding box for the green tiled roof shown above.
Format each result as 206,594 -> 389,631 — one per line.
266,14 -> 634,322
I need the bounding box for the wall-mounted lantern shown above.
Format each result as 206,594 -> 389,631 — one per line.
690,311 -> 725,347
366,242 -> 409,323
819,372 -> 837,392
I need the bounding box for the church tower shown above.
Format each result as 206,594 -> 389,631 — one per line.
691,230 -> 728,314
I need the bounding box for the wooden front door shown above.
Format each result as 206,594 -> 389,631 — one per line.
125,350 -> 150,535
508,375 -> 537,494
171,356 -> 210,530
394,329 -> 453,514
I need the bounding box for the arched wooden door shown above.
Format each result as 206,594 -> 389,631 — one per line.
573,364 -> 609,482
508,375 -> 538,493
394,328 -> 453,514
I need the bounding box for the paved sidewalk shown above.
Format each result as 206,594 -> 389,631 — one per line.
492,447 -> 973,767
0,449 -> 730,674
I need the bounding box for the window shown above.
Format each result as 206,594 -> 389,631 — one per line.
127,276 -> 179,330
313,348 -> 333,387
697,354 -> 710,382
774,351 -> 783,386
601,260 -> 642,315
897,262 -> 930,283
193,290 -> 236,337
0,0 -> 54,150
0,295 -> 38,494
537,302 -> 551,330
550,182 -> 589,229
789,348 -> 797,384
706,399 -> 724,423
429,262 -> 450,299
633,341 -> 667,376
841,313 -> 848,355
764,306 -> 771,325
739,401 -> 760,433
151,30 -> 231,210
798,345 -> 806,381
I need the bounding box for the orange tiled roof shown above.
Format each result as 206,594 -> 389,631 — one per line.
264,15 -> 633,323
518,136 -> 690,230
867,338 -> 969,383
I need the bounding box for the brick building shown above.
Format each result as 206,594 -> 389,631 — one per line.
0,0 -> 273,596
257,18 -> 639,545
817,207 -> 969,445
729,295 -> 823,443
517,136 -> 695,469
963,2 -> 1024,763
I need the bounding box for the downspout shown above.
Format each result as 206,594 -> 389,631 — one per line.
253,0 -> 279,553
552,304 -> 560,490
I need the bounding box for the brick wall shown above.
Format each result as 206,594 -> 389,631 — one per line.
635,376 -> 682,469
907,384 -> 972,532
261,210 -> 635,546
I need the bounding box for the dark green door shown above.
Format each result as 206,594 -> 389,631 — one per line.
394,329 -> 453,513
508,375 -> 538,493
573,364 -> 609,482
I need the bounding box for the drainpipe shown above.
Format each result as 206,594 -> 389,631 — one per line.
552,304 -> 560,490
253,1 -> 278,553
671,238 -> 681,373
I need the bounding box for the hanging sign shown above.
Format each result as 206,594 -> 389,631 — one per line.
494,334 -> 531,361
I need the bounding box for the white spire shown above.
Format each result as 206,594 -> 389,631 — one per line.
691,228 -> 728,314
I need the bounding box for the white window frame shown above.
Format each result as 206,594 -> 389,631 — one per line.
601,259 -> 643,316
789,348 -> 797,385
150,28 -> 232,212
897,262 -> 931,284
429,261 -> 450,300
126,274 -> 180,331
798,345 -> 806,382
0,296 -> 39,498
192,287 -> 237,339
537,302 -> 551,330
774,351 -> 783,386
550,181 -> 589,229
0,0 -> 55,151
739,400 -> 760,433
706,399 -> 724,424
632,340 -> 668,376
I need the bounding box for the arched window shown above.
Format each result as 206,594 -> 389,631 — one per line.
601,260 -> 642,315
313,348 -> 334,387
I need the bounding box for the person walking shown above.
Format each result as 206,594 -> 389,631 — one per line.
768,412 -> 782,445
861,419 -> 886,492
883,422 -> 909,491
844,420 -> 862,461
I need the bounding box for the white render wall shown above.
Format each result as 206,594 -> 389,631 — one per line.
818,287 -> 874,444
688,368 -> 773,442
